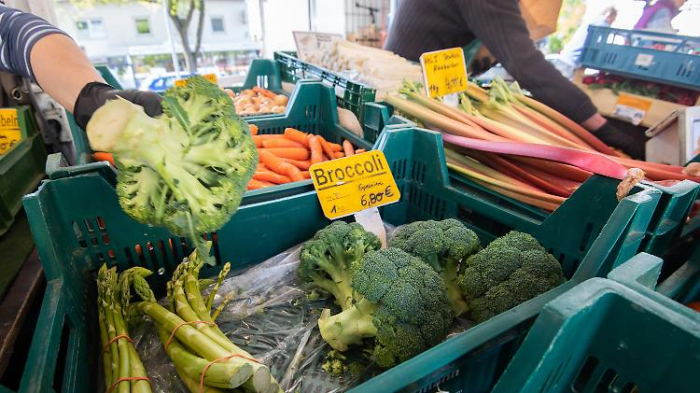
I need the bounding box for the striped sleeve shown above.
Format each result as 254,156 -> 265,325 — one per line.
0,5 -> 69,81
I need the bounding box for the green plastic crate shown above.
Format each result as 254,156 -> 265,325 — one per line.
52,82 -> 404,204
15,126 -> 663,392
492,277 -> 700,393
608,250 -> 700,306
275,51 -> 377,134
231,58 -> 283,93
0,106 -> 45,237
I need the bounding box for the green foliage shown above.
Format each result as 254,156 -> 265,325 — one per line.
458,231 -> 565,323
390,219 -> 481,315
88,76 -> 257,237
318,248 -> 453,368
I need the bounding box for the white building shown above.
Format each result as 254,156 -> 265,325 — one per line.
54,0 -> 261,61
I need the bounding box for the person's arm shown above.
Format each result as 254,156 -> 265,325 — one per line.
458,0 -> 601,127
0,5 -> 161,129
0,6 -> 103,111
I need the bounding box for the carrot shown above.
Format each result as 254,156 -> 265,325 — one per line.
253,86 -> 277,99
343,140 -> 355,157
262,138 -> 305,148
249,124 -> 259,135
253,170 -> 292,184
93,152 -> 115,166
355,149 -> 366,154
334,152 -> 345,159
260,147 -> 309,160
252,134 -> 283,148
283,128 -> 310,147
317,135 -> 342,157
309,136 -> 324,164
256,163 -> 267,170
302,171 -> 311,179
259,150 -> 304,181
282,158 -> 311,170
247,178 -> 274,190
322,153 -> 330,162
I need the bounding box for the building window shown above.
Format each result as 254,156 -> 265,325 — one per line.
135,17 -> 151,35
76,18 -> 105,39
211,16 -> 225,33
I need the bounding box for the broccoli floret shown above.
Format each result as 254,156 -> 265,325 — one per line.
318,248 -> 453,368
390,219 -> 481,316
458,231 -> 565,323
87,76 -> 257,236
299,222 -> 381,311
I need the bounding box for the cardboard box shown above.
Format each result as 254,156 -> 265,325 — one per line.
520,0 -> 563,41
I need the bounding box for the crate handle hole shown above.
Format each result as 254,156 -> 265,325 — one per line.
572,355 -> 599,392
71,221 -> 82,239
53,318 -> 74,393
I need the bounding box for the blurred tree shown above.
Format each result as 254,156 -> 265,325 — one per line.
68,0 -> 205,72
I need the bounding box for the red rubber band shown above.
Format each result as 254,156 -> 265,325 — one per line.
106,376 -> 150,393
103,334 -> 133,352
164,321 -> 215,351
199,353 -> 262,393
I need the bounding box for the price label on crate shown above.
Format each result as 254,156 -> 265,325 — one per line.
309,151 -> 400,220
420,47 -> 469,98
612,93 -> 652,126
174,73 -> 218,87
0,108 -> 20,155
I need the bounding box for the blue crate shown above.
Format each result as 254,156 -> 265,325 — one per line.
581,26 -> 700,90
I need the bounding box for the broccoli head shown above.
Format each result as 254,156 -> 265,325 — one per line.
458,231 -> 565,323
299,221 -> 381,311
390,219 -> 481,316
87,76 -> 257,236
318,248 -> 453,368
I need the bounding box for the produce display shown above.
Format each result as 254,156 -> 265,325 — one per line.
298,220 -> 564,375
385,79 -> 700,211
581,72 -> 699,106
301,39 -> 422,94
86,76 -> 257,250
248,126 -> 363,190
224,87 -> 289,116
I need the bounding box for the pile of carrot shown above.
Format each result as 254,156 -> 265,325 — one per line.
385,78 -> 700,212
247,125 -> 365,190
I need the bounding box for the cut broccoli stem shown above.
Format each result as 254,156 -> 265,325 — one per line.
442,256 -> 470,316
318,298 -> 378,351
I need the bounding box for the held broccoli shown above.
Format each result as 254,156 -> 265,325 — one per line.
86,76 -> 257,236
299,221 -> 381,311
390,219 -> 481,316
458,231 -> 565,323
318,248 -> 453,368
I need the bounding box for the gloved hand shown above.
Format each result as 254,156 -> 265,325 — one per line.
593,122 -> 648,160
73,82 -> 162,130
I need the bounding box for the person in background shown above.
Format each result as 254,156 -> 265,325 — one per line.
556,7 -> 618,79
635,0 -> 686,32
0,4 -> 161,130
385,0 -> 647,159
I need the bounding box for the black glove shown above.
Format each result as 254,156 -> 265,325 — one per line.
73,82 -> 162,130
594,122 -> 648,160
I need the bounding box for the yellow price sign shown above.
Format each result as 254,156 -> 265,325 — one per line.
174,73 -> 218,87
0,108 -> 20,154
420,47 -> 468,98
310,151 -> 401,220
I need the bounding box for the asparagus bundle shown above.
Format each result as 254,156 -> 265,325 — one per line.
129,243 -> 282,393
97,265 -> 152,393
